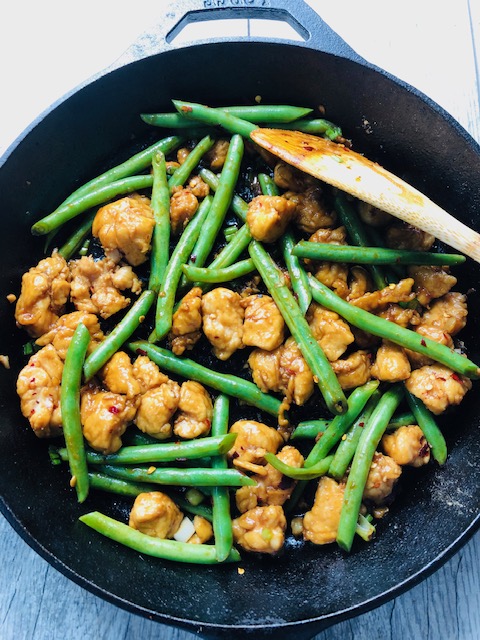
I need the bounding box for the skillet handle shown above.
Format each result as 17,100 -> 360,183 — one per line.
113,0 -> 364,68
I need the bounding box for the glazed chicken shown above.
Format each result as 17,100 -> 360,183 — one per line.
16,344 -> 63,438
246,195 -> 296,243
132,355 -> 169,393
420,292 -> 468,336
202,287 -> 244,360
135,380 -> 181,440
382,425 -> 430,467
35,310 -> 104,360
242,294 -> 285,351
169,287 -> 203,356
363,452 -> 402,504
371,340 -> 411,382
405,364 -> 472,415
331,350 -> 372,390
235,445 -> 304,513
69,256 -> 141,319
101,351 -> 141,399
307,303 -> 354,362
357,202 -> 392,227
187,516 -> 214,544
273,161 -> 315,192
204,139 -> 229,170
80,385 -> 137,453
15,252 -> 70,337
385,223 -> 435,251
173,381 -> 213,439
350,278 -> 415,312
303,476 -> 345,545
408,265 -> 457,307
232,505 -> 286,554
284,186 -> 336,234
170,186 -> 199,235
228,419 -> 284,475
307,226 -> 349,298
92,194 -> 155,266
129,491 -> 183,539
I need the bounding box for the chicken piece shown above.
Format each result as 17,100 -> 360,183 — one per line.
132,355 -> 169,393
309,225 -> 348,245
351,278 -> 415,312
242,294 -> 285,351
101,351 -> 141,399
405,364 -> 472,415
385,223 -> 435,251
405,324 -> 454,369
187,515 -> 214,544
228,419 -> 283,474
16,344 -> 63,438
371,340 -> 411,382
170,186 -> 199,235
232,505 -> 286,554
177,147 -> 190,164
363,452 -> 402,504
202,287 -> 244,360
284,186 -> 336,234
187,175 -> 210,198
129,491 -> 183,539
235,445 -> 304,513
35,310 -> 104,359
408,265 -> 457,307
357,201 -> 392,227
307,302 -> 354,361
246,195 -> 295,243
347,267 -> 373,301
169,287 -> 203,356
70,256 -> 141,319
15,252 -> 71,337
92,194 -> 155,266
314,262 -> 350,299
204,139 -> 229,170
303,476 -> 345,545
173,381 -> 213,439
381,425 -> 430,467
273,161 -> 316,192
80,385 -> 137,453
279,337 -> 315,405
248,348 -> 284,395
166,161 -> 180,174
332,350 -> 372,390
420,292 -> 468,336
135,380 -> 181,440
351,326 -> 381,350
377,303 -> 421,328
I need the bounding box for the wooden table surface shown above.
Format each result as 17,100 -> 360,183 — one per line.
1,1 -> 479,638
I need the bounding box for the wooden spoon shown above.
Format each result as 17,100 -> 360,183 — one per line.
251,128 -> 480,263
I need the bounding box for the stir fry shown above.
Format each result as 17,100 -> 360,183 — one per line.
12,101 -> 478,563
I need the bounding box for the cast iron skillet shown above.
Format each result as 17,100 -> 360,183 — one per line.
1,1 -> 479,638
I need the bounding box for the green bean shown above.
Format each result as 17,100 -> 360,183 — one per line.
78,238 -> 90,256
208,224 -> 252,269
61,136 -> 182,205
185,135 -> 244,271
142,105 -> 313,128
290,420 -> 330,440
128,341 -> 282,417
167,135 -> 214,192
336,384 -> 404,552
386,411 -> 416,430
31,174 -> 154,236
198,168 -> 248,222
87,472 -> 214,521
258,172 -> 312,314
211,394 -> 234,562
57,434 -> 237,466
181,258 -> 255,283
152,195 -> 212,341
149,152 -> 171,292
58,211 -> 96,260
405,389 -> 448,464
328,391 -> 381,480
83,289 -> 155,381
264,453 -> 334,480
173,100 -> 257,138
308,275 -> 480,379
334,193 -> 387,290
100,463 -> 255,487
60,323 -> 90,503
224,225 -> 239,241
79,511 -> 240,564
262,118 -> 342,140
292,241 -> 466,266
248,240 -> 348,415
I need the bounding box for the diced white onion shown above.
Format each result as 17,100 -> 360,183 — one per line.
173,516 -> 195,542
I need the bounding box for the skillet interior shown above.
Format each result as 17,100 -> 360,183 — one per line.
0,41 -> 479,638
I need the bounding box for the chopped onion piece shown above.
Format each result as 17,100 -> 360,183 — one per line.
173,516 -> 195,542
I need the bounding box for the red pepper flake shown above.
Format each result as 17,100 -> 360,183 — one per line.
109,406 -> 120,414
451,373 -> 461,382
136,348 -> 147,356
420,339 -> 427,347
30,378 -> 36,383
181,105 -> 193,113
30,409 -> 35,415
358,422 -> 365,427
205,419 -> 211,428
